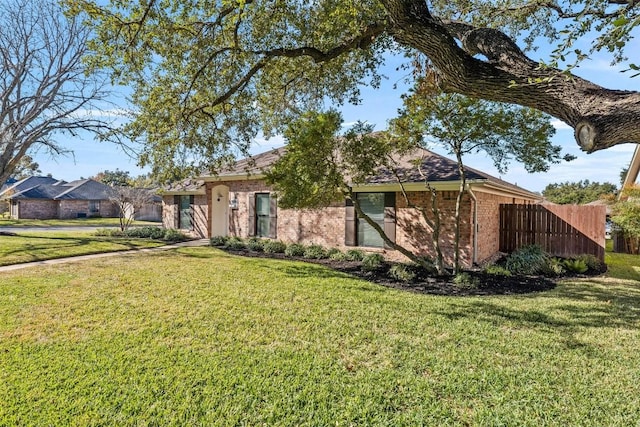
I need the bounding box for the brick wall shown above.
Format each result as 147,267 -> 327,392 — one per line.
209,180 -> 346,246
98,201 -> 118,218
212,180 -> 267,238
15,200 -> 58,219
473,191 -> 531,264
179,179 -> 537,267
162,196 -> 176,229
203,180 -> 481,267
161,195 -> 208,238
395,190 -> 473,268
58,200 -> 90,219
192,195 -> 208,238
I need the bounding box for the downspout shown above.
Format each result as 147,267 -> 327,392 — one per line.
467,184 -> 478,265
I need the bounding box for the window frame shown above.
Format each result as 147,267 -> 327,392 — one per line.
249,192 -> 277,239
177,195 -> 194,230
345,192 -> 396,248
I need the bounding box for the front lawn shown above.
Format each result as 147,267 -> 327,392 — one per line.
1,247 -> 639,425
0,231 -> 166,266
0,217 -> 160,228
604,239 -> 640,281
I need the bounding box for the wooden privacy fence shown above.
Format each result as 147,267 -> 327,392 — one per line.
500,204 -> 606,261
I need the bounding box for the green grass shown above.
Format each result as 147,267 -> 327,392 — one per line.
605,239 -> 640,281
1,247 -> 639,425
0,231 -> 166,266
0,217 -> 160,227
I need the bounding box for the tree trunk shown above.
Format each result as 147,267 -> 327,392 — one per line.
453,150 -> 466,273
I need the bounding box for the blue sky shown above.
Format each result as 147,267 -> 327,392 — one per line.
33,37 -> 638,193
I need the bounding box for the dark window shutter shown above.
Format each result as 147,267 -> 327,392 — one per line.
345,198 -> 356,246
383,192 -> 396,248
189,195 -> 195,230
247,194 -> 256,236
268,194 -> 277,239
173,195 -> 179,228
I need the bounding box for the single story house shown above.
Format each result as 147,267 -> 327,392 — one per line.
163,148 -> 542,267
1,176 -> 115,219
0,176 -> 120,219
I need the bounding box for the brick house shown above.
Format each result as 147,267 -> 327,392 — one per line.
0,176 -> 119,219
163,148 -> 542,267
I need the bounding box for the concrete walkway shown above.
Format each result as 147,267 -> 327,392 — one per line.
0,239 -> 210,273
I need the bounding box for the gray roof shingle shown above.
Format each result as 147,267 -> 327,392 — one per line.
0,177 -> 115,200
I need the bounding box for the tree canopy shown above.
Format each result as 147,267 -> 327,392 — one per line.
542,180 -> 618,204
92,169 -> 132,187
68,0 -> 640,180
390,84 -> 568,271
266,110 -> 439,271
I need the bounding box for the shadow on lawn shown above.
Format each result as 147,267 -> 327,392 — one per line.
435,278 -> 640,351
1,234 -> 143,259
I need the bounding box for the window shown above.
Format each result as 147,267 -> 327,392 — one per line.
345,192 -> 396,248
255,193 -> 271,237
357,193 -> 385,248
177,195 -> 193,229
89,200 -> 100,214
249,193 -> 277,238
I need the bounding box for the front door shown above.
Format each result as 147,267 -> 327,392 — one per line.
211,185 -> 229,237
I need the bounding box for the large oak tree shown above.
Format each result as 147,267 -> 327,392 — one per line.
68,0 -> 640,180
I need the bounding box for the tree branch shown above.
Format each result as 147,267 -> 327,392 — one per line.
382,0 -> 640,152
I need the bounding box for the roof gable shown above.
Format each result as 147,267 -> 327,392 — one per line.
0,177 -> 115,200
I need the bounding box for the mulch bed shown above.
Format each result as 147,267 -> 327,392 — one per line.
219,248 -> 560,296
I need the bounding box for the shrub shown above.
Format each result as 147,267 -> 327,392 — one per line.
453,272 -> 479,288
94,228 -> 122,237
327,248 -> 346,261
544,257 -> 566,276
303,244 -> 328,259
210,235 -> 229,247
361,253 -> 385,271
263,240 -> 287,254
284,243 -> 306,257
163,228 -> 188,242
345,249 -> 365,261
126,226 -> 165,239
224,237 -> 246,250
484,264 -> 512,277
246,237 -> 265,252
576,254 -> 605,272
388,264 -> 417,283
505,245 -> 550,275
563,258 -> 589,274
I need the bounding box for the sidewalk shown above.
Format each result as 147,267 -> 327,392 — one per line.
0,239 -> 210,273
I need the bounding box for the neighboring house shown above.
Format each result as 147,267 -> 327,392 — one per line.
132,191 -> 163,222
163,148 -> 543,268
0,176 -> 119,219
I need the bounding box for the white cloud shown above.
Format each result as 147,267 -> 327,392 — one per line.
341,121 -> 358,127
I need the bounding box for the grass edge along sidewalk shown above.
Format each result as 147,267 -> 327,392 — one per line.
0,233 -> 208,271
